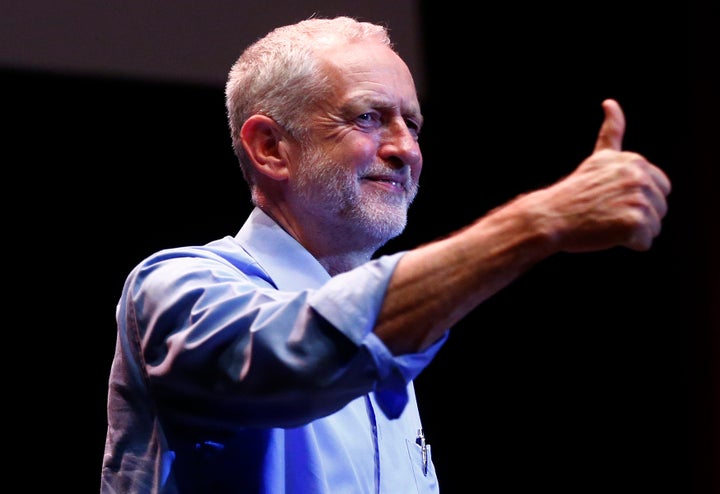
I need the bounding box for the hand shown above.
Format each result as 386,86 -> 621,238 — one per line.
534,99 -> 672,252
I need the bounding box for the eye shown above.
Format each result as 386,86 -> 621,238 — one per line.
405,118 -> 421,140
355,112 -> 382,129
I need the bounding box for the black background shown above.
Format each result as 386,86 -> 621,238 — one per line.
7,2 -> 716,492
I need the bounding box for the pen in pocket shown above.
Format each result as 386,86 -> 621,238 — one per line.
416,428 -> 428,476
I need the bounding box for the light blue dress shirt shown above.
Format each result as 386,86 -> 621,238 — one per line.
101,207 -> 446,493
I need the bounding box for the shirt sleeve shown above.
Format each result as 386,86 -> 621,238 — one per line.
121,248 -> 448,430
307,253 -> 448,419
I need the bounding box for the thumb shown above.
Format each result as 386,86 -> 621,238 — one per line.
593,98 -> 625,152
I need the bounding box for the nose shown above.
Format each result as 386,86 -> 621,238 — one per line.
379,118 -> 422,170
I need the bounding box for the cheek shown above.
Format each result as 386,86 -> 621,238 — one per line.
412,158 -> 423,180
331,134 -> 379,164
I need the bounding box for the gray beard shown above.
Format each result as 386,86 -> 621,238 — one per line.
294,147 -> 418,249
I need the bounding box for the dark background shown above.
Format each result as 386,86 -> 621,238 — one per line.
6,1 -> 717,492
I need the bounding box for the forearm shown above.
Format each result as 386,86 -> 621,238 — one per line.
374,193 -> 557,355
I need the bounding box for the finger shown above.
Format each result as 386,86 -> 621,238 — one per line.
629,203 -> 663,251
647,163 -> 672,197
627,225 -> 655,252
593,98 -> 626,152
649,181 -> 670,220
626,178 -> 668,250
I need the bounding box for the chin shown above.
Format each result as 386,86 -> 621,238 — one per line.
359,206 -> 408,242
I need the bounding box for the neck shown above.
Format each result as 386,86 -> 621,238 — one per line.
258,204 -> 381,275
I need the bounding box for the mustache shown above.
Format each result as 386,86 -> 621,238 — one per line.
361,165 -> 415,190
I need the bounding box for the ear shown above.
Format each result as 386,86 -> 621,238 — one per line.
240,114 -> 291,181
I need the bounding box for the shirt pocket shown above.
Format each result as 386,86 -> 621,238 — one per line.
405,438 -> 439,493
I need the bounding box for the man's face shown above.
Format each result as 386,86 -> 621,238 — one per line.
288,41 -> 423,249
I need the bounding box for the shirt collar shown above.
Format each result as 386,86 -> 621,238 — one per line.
234,207 -> 331,291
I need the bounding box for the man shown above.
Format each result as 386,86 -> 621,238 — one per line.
101,15 -> 670,493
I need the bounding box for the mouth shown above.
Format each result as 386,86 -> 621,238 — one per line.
362,178 -> 405,194
361,174 -> 409,193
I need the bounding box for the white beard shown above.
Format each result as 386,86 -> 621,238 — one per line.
293,145 -> 419,249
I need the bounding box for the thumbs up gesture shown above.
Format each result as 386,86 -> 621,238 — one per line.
531,99 -> 672,252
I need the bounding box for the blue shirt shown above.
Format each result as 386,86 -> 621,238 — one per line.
102,207 -> 447,493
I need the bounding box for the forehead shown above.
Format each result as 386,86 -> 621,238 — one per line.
318,41 -> 420,112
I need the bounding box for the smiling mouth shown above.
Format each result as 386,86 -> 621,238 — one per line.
363,177 -> 406,192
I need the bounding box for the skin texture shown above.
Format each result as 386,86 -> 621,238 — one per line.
240,40 -> 671,356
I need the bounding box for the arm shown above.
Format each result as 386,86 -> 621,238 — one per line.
375,99 -> 672,354
124,245 -> 437,427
